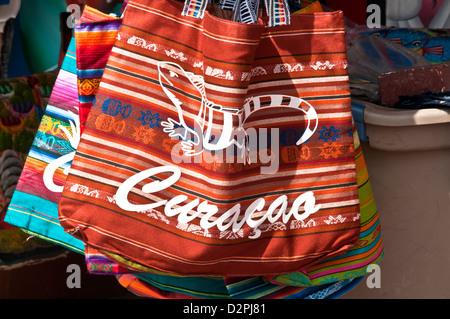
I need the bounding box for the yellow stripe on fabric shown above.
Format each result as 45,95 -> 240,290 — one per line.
8,208 -> 62,227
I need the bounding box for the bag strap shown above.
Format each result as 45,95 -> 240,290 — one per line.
182,0 -> 209,18
219,0 -> 240,11
233,0 -> 260,24
264,0 -> 290,26
182,0 -> 291,26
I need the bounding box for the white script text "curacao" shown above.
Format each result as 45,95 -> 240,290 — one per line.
115,166 -> 321,239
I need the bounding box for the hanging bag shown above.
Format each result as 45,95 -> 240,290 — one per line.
4,7 -> 123,254
59,0 -> 361,276
4,37 -> 85,253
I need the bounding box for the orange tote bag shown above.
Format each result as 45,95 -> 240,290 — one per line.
59,0 -> 361,277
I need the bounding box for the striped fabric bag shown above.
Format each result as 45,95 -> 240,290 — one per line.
76,7 -> 124,134
3,37 -> 85,253
3,7 -> 123,254
58,0 -> 361,277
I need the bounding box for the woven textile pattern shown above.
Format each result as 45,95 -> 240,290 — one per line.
75,6 -> 122,133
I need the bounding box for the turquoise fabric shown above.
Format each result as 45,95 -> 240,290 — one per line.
5,191 -> 84,253
136,273 -> 231,299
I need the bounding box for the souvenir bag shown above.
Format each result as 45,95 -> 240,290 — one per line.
59,0 -> 361,277
3,37 -> 85,253
3,7 -> 123,254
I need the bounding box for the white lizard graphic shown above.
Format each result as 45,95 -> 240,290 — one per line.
158,61 -> 319,160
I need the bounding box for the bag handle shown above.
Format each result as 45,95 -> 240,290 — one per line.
182,0 -> 209,18
263,0 -> 291,26
182,0 -> 291,26
233,0 -> 260,24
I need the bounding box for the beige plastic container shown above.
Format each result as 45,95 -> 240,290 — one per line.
343,100 -> 450,299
